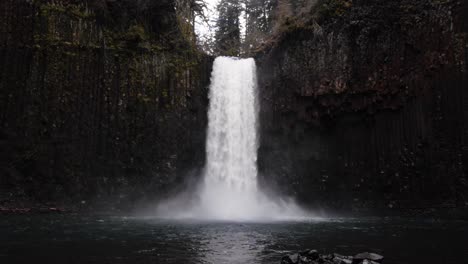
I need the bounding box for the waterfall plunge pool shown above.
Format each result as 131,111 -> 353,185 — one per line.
1,215 -> 467,264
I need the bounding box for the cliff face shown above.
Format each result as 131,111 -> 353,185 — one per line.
0,0 -> 212,207
257,0 -> 468,210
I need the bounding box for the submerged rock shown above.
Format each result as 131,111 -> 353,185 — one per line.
353,252 -> 384,263
358,260 -> 380,264
333,253 -> 353,264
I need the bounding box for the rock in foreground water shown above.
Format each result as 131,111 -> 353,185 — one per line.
281,250 -> 383,264
353,252 -> 384,263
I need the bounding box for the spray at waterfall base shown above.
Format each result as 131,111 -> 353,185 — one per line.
156,57 -> 310,221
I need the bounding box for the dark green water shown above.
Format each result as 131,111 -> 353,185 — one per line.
1,215 -> 467,264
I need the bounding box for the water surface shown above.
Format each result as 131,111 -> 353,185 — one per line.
1,215 -> 467,264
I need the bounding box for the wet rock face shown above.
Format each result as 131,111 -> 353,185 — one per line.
257,0 -> 468,210
0,0 -> 212,206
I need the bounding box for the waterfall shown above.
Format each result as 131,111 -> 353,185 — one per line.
156,57 -> 308,221
199,57 -> 260,219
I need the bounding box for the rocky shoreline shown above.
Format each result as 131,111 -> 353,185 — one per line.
282,250 -> 384,264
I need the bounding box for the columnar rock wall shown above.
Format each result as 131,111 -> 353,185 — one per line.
0,0 -> 212,206
257,0 -> 468,210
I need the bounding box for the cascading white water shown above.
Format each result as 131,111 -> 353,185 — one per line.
198,57 -> 261,219
156,57 -> 309,221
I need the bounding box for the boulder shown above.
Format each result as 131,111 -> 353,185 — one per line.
332,253 -> 353,264
303,249 -> 320,260
280,250 -> 383,264
282,253 -> 300,264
